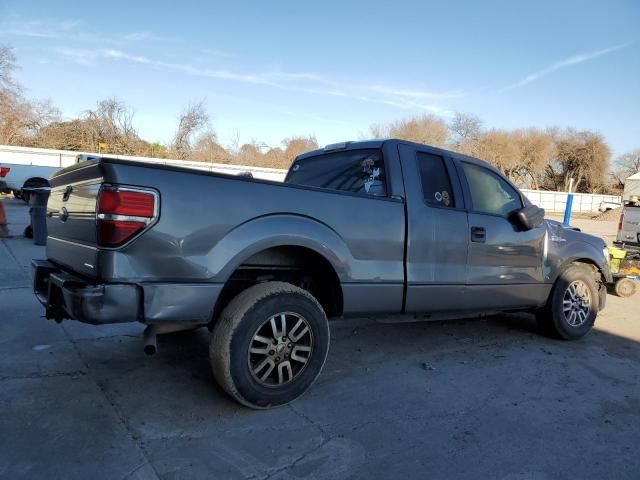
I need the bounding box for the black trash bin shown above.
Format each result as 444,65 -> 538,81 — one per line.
24,187 -> 51,246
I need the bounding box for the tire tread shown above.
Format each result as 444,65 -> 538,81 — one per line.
210,281 -> 326,408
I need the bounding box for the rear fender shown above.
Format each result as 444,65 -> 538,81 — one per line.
205,214 -> 353,283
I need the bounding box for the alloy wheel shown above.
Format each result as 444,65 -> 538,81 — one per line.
248,312 -> 314,387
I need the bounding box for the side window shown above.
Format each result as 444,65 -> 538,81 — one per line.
417,152 -> 455,208
462,162 -> 522,216
286,149 -> 387,197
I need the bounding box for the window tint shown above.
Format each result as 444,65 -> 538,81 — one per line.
417,152 -> 455,208
462,162 -> 522,216
286,149 -> 387,197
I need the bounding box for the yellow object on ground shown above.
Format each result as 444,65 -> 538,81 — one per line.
608,246 -> 627,260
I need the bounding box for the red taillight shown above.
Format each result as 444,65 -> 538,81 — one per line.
96,187 -> 157,247
97,220 -> 147,246
0,167 -> 10,178
618,212 -> 624,232
98,189 -> 155,217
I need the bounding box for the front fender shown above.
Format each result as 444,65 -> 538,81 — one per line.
547,238 -> 611,284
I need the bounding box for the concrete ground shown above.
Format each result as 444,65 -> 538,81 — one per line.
1,196 -> 639,480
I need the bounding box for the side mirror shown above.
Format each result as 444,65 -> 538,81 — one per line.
509,205 -> 545,231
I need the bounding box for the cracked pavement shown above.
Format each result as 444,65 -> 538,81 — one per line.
1,197 -> 639,479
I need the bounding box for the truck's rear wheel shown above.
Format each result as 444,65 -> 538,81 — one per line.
210,282 -> 329,409
537,264 -> 599,340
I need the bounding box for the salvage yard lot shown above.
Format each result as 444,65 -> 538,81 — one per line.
1,197 -> 639,480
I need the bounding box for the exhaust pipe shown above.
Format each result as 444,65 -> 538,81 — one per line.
142,323 -> 203,355
143,326 -> 157,356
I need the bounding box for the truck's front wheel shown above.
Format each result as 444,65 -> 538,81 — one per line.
210,282 -> 330,409
537,264 -> 599,340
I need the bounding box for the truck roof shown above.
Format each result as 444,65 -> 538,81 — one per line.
296,138 -> 501,174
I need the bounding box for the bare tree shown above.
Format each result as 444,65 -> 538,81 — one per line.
473,129 -> 520,178
81,98 -> 140,154
611,148 -> 640,187
282,136 -> 319,163
0,44 -> 18,93
1,44 -> 61,145
172,101 -> 209,159
369,123 -> 386,139
449,112 -> 482,152
370,114 -> 448,146
545,129 -> 610,192
262,147 -> 286,168
192,130 -> 229,163
511,128 -> 555,189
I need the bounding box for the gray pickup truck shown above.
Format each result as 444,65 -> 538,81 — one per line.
33,139 -> 612,408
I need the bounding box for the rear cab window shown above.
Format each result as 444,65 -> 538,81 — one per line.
285,149 -> 387,197
417,152 -> 456,208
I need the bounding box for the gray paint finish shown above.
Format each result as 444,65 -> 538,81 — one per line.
34,139 -> 611,326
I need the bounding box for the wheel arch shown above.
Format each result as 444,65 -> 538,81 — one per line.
208,215 -> 350,325
554,257 -> 607,284
22,177 -> 50,188
211,244 -> 344,326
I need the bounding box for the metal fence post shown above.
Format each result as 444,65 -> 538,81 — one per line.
563,178 -> 574,225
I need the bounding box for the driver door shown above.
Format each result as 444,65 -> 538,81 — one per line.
458,160 -> 548,309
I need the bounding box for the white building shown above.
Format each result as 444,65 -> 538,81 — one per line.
623,172 -> 640,201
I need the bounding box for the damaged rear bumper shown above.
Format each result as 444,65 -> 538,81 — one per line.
33,260 -> 140,324
32,259 -> 223,325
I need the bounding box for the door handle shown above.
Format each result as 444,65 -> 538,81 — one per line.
471,226 -> 486,243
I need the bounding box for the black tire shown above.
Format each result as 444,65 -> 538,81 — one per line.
537,264 -> 599,340
21,178 -> 49,203
614,278 -> 636,298
210,282 -> 330,409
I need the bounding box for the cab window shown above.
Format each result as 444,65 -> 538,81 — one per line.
462,162 -> 522,216
286,149 -> 387,197
417,152 -> 455,208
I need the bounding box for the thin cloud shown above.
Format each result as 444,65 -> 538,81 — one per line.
505,43 -> 631,90
104,49 -> 152,64
369,84 -> 462,99
54,47 -> 101,66
2,18 -> 81,39
121,31 -> 169,42
54,47 -> 456,116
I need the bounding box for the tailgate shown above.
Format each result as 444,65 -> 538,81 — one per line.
47,162 -> 103,278
618,206 -> 640,244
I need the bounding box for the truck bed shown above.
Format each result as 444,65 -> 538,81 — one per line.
46,157 -> 406,317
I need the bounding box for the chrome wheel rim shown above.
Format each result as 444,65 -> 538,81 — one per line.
562,280 -> 592,327
248,312 -> 313,387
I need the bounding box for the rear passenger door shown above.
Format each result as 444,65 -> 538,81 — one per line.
400,144 -> 470,313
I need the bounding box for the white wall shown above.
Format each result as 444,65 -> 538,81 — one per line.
521,189 -> 621,213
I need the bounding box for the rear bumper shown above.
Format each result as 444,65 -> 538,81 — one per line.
32,259 -> 223,325
33,260 -> 140,324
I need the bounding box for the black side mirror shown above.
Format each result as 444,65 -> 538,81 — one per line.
509,205 -> 545,231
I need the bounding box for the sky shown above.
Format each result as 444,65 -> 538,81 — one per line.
1,0 -> 639,156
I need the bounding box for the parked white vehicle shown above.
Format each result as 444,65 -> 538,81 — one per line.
0,163 -> 59,198
599,200 -> 622,212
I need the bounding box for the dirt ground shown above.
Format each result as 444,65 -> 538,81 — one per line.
1,198 -> 638,480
